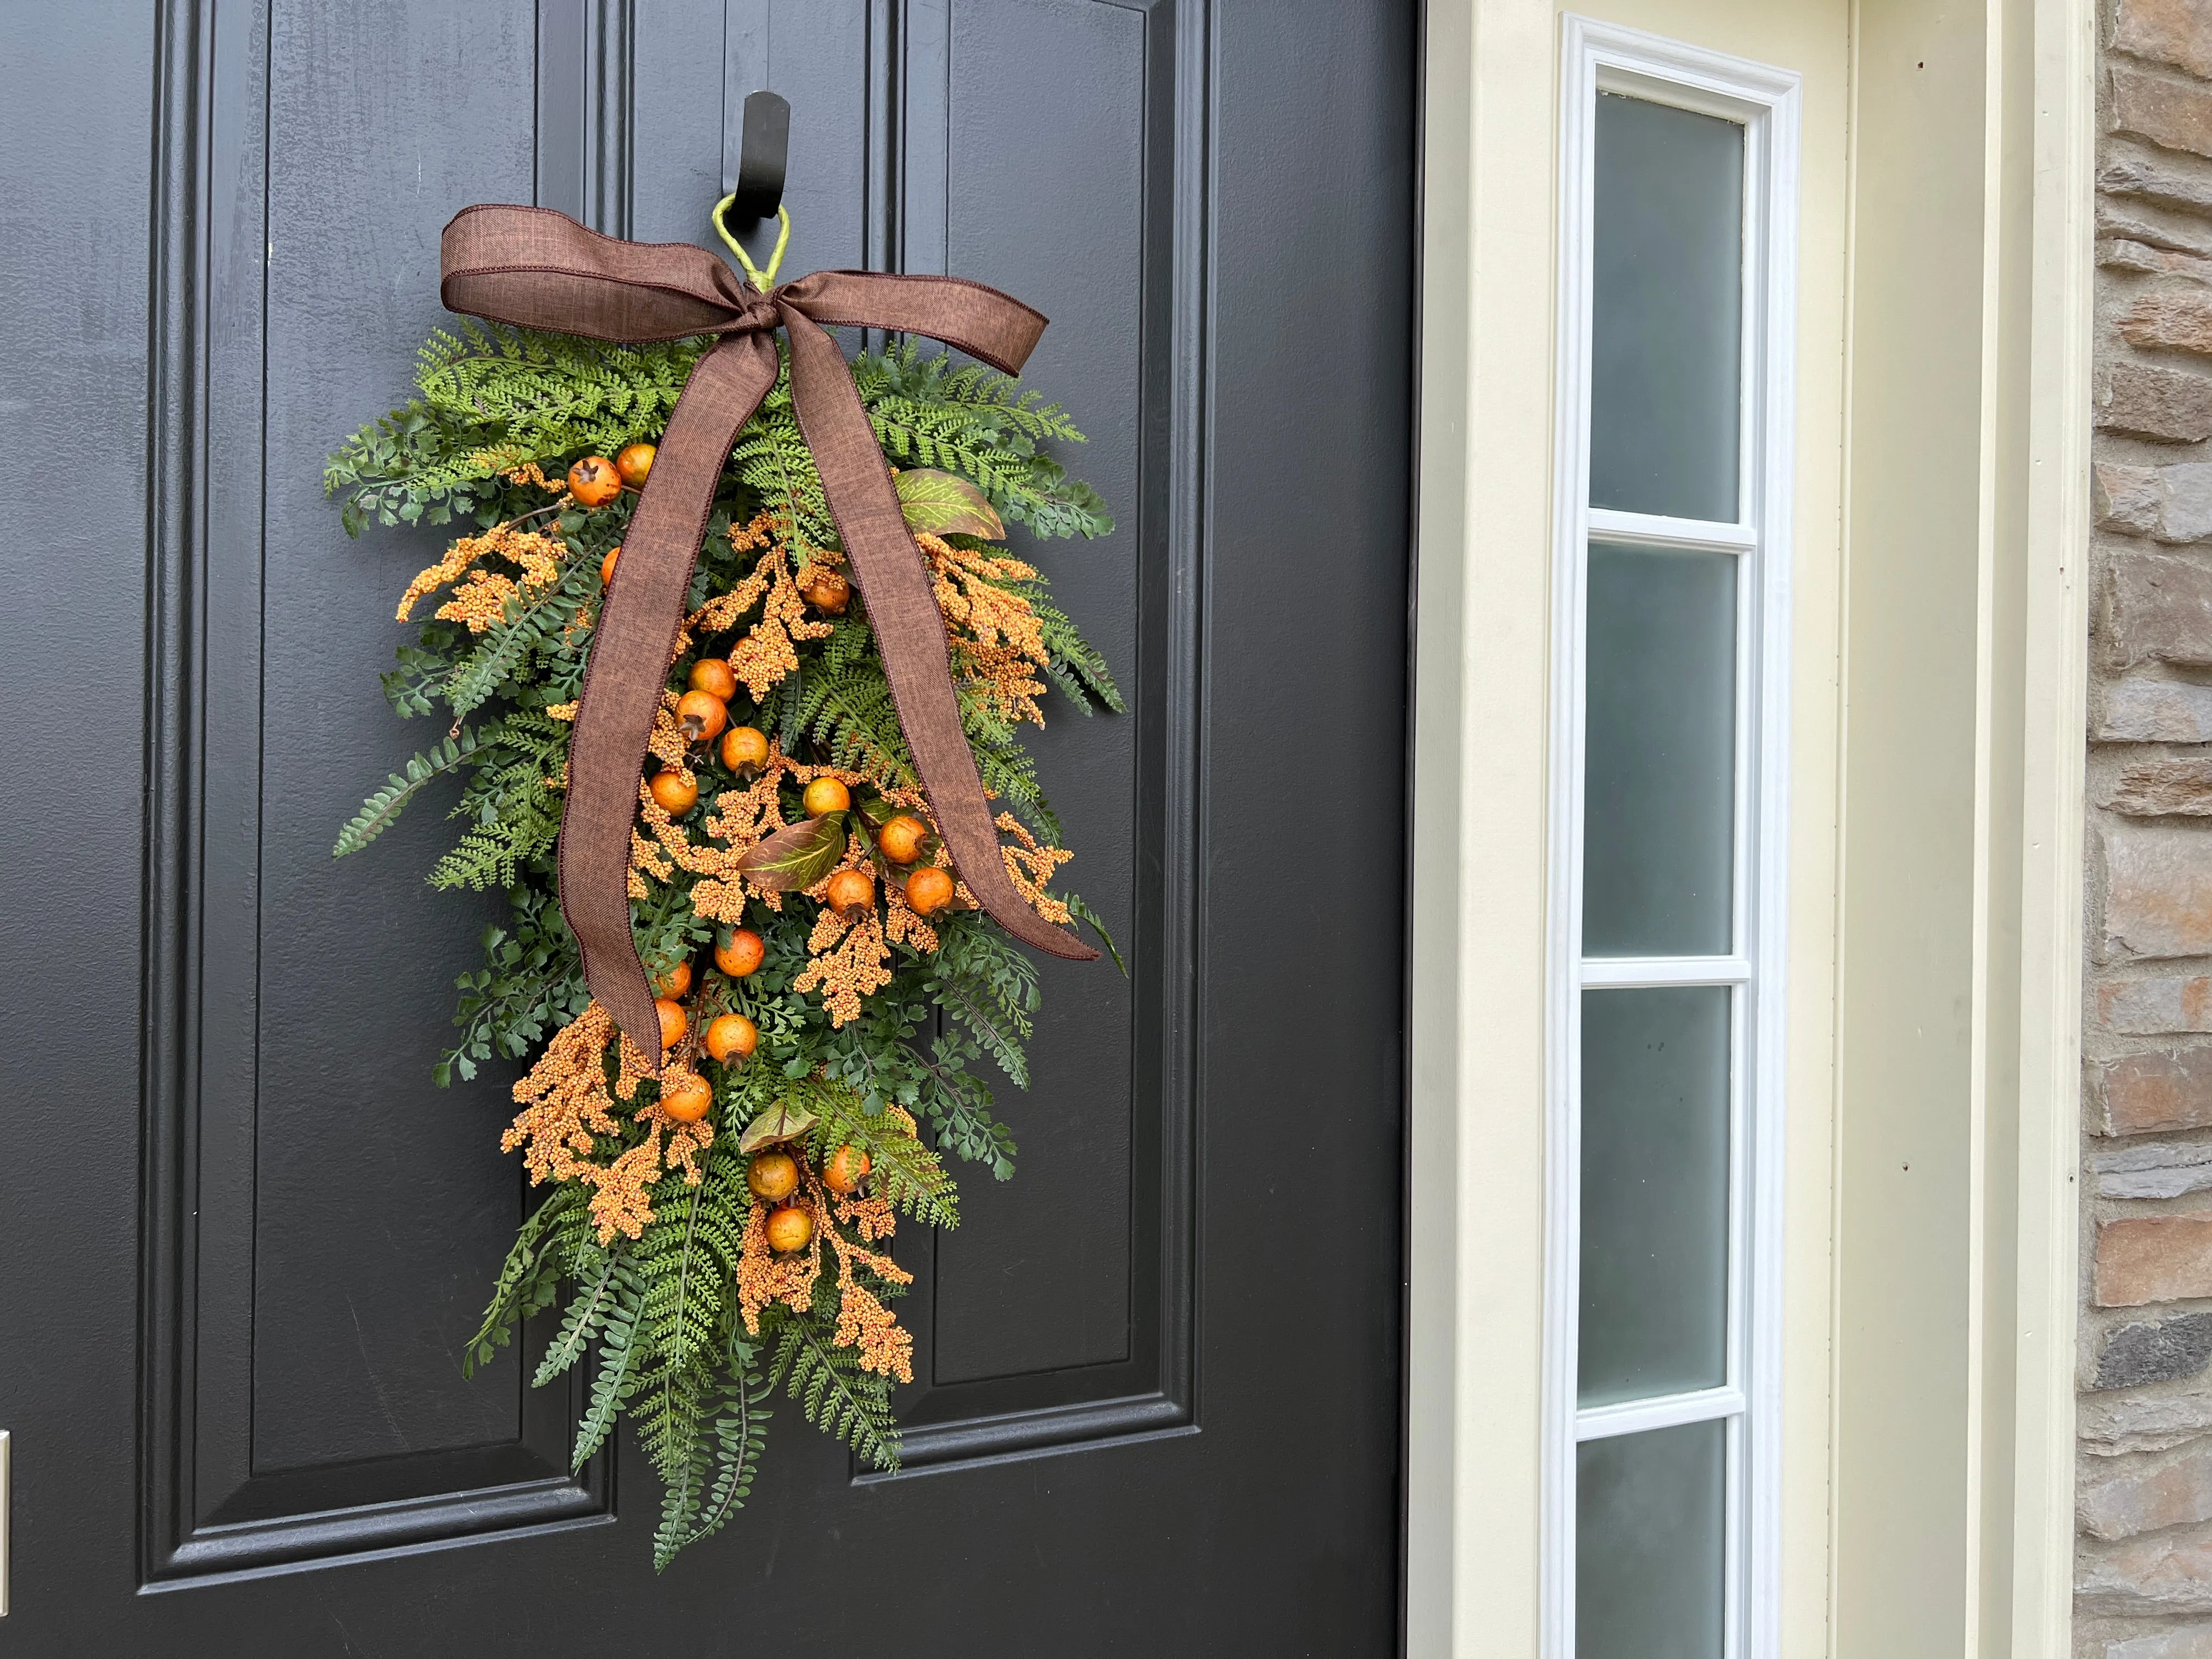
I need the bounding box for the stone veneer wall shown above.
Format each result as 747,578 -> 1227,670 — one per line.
2080,5 -> 2212,1653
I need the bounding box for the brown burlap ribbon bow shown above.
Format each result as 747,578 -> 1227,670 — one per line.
440,205 -> 1097,1068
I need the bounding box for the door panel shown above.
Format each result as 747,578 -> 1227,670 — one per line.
0,0 -> 1413,1649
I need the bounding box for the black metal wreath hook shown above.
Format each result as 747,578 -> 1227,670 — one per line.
715,88 -> 789,244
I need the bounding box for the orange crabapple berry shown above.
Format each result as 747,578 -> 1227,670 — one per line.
614,442 -> 657,488
905,865 -> 955,917
654,997 -> 687,1050
676,690 -> 729,742
658,1073 -> 712,1123
714,927 -> 766,977
705,1013 -> 758,1064
822,1144 -> 872,1195
649,771 -> 699,815
747,1150 -> 800,1203
874,813 -> 928,865
721,725 -> 769,772
764,1204 -> 815,1253
688,658 -> 737,701
653,960 -> 692,1000
826,868 -> 874,918
799,566 -> 850,614
802,776 -> 851,819
566,456 -> 622,507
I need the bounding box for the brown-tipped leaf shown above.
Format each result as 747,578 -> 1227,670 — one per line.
737,1101 -> 818,1153
894,468 -> 1005,540
736,812 -> 847,891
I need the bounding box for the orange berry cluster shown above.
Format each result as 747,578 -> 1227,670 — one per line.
799,781 -> 955,920
744,1143 -> 873,1254
637,923 -> 769,1124
567,444 -> 655,514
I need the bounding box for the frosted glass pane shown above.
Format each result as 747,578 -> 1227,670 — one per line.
1577,1421 -> 1726,1659
1590,93 -> 1743,522
1582,544 -> 1736,957
1579,986 -> 1730,1406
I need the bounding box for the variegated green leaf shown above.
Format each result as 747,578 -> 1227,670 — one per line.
894,467 -> 1004,540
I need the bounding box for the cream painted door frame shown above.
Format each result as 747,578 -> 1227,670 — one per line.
1403,0 -> 2095,1654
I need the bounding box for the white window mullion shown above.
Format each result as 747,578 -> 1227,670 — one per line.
1577,956 -> 1751,989
1576,1385 -> 1746,1442
1586,506 -> 1756,554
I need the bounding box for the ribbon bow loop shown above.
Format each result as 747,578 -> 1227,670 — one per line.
439,205 -> 1096,1067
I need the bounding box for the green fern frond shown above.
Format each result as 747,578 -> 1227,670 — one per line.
1031,596 -> 1125,714
771,1315 -> 900,1471
535,1245 -> 622,1387
333,728 -> 484,857
927,919 -> 1040,1089
464,1182 -> 586,1375
797,659 -> 917,791
665,1353 -> 771,1566
573,1259 -> 648,1469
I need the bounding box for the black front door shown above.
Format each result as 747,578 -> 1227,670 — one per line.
1,2 -> 1414,1651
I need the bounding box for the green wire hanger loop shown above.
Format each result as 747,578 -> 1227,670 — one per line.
713,197 -> 792,292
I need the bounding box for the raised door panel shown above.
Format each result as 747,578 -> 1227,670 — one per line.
146,0 -> 1198,1577
145,0 -> 625,1580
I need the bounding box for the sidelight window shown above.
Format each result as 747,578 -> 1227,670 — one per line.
1546,19 -> 1800,1659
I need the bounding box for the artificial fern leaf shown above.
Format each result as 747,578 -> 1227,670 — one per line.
668,1356 -> 771,1564
772,1317 -> 900,1471
573,1260 -> 647,1469
464,1182 -> 584,1375
333,727 -> 483,857
535,1245 -> 622,1387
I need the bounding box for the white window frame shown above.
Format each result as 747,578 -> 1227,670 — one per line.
1543,18 -> 1801,1659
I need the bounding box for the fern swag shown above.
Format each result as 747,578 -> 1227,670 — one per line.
328,320 -> 1120,1568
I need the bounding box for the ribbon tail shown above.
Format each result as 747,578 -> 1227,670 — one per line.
780,304 -> 1098,966
558,334 -> 783,1066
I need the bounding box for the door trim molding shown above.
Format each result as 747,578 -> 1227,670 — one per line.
2010,0 -> 2095,1649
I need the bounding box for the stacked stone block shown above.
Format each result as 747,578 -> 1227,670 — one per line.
2085,7 -> 2212,1652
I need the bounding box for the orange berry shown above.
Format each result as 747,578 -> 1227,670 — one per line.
688,658 -> 737,700
765,1203 -> 815,1253
705,1013 -> 758,1063
653,960 -> 692,999
822,1144 -> 872,1195
721,725 -> 769,772
567,456 -> 622,507
676,690 -> 729,743
614,442 -> 657,488
714,928 -> 765,977
803,776 -> 851,819
654,997 -> 687,1050
747,1151 -> 800,1203
905,865 -> 955,917
650,771 -> 699,815
826,868 -> 874,918
799,565 -> 850,614
658,1073 -> 712,1122
600,544 -> 621,585
876,813 -> 928,864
